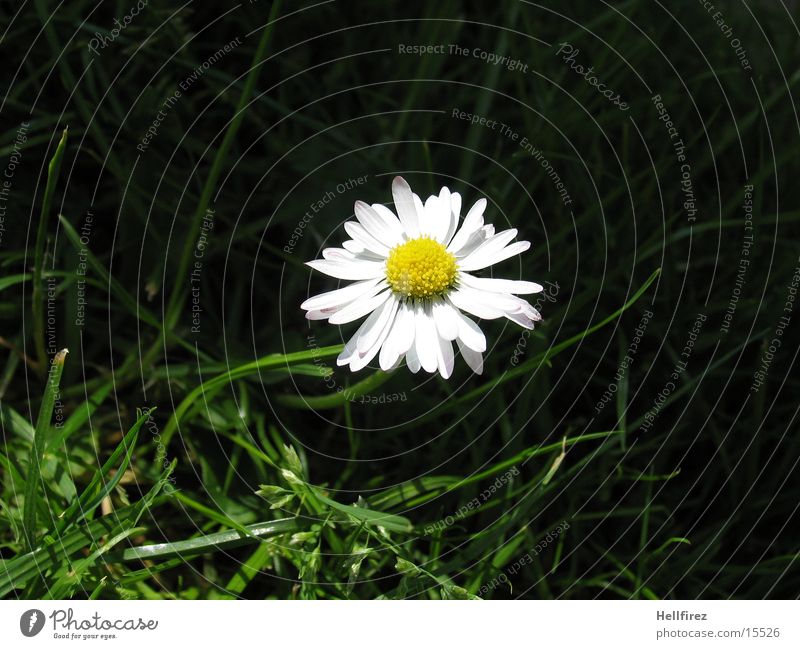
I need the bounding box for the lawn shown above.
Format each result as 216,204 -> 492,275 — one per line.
1,0 -> 798,600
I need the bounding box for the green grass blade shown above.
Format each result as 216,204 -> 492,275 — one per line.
2,512 -> 135,597
45,382 -> 113,454
22,348 -> 68,550
315,493 -> 413,534
57,214 -> 214,362
1,482 -> 172,598
32,127 -> 68,370
47,527 -> 146,599
0,273 -> 32,293
109,517 -> 304,563
57,214 -> 161,329
372,430 -> 619,511
163,1 -> 282,333
160,344 -> 342,447
55,408 -> 150,535
224,542 -> 273,597
276,370 -> 392,409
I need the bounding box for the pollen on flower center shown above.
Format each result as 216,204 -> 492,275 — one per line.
385,237 -> 458,299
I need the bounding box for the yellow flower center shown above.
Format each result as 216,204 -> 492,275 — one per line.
385,237 -> 458,299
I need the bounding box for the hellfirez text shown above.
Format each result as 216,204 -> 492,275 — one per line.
657,610 -> 707,620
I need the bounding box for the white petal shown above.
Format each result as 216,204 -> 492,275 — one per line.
459,274 -> 543,294
355,200 -> 403,247
458,240 -> 530,272
321,247 -> 356,261
504,309 -> 536,330
406,344 -> 421,373
350,310 -> 395,372
372,203 -> 405,238
378,342 -> 398,371
454,286 -> 524,313
412,193 -> 425,230
341,240 -> 365,254
509,296 -> 542,321
379,303 -> 414,370
300,279 -> 388,311
454,227 -> 492,258
448,288 -> 504,319
357,295 -> 398,353
301,278 -> 383,311
328,288 -> 391,325
379,345 -> 396,371
428,187 -> 452,243
414,306 -> 438,373
463,228 -> 518,260
391,303 -> 416,355
432,299 -> 459,340
343,221 -> 391,257
420,194 -> 446,240
392,176 -> 419,237
436,335 -> 454,379
447,198 -> 486,253
339,242 -> 385,260
450,192 -> 462,219
451,306 -> 487,352
337,313 -> 382,366
419,195 -> 434,237
305,309 -> 336,320
306,258 -> 384,280
379,313 -> 403,370
443,191 -> 461,246
457,338 -> 483,375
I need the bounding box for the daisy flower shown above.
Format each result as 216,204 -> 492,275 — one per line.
301,176 -> 543,378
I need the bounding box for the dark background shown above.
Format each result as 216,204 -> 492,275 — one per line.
1,0 -> 798,599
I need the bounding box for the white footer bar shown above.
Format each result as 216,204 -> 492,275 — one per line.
1,600 -> 795,647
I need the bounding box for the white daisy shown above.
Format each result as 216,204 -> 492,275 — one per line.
301,176 -> 543,378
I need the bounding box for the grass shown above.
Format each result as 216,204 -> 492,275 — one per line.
1,0 -> 799,600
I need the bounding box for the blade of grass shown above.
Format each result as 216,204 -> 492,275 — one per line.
3,511 -> 136,598
162,1 -> 282,335
22,348 -> 68,550
2,479 -> 173,597
224,542 -> 274,597
275,370 -> 392,409
0,273 -> 32,292
32,128 -> 68,371
48,527 -> 146,599
315,493 -> 413,534
160,344 -> 342,447
57,214 -> 214,362
57,214 -> 160,330
172,490 -> 251,537
55,407 -> 151,535
45,382 -> 113,454
372,430 -> 619,510
110,517 -> 304,563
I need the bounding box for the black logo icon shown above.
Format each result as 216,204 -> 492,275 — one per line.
20,609 -> 45,637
